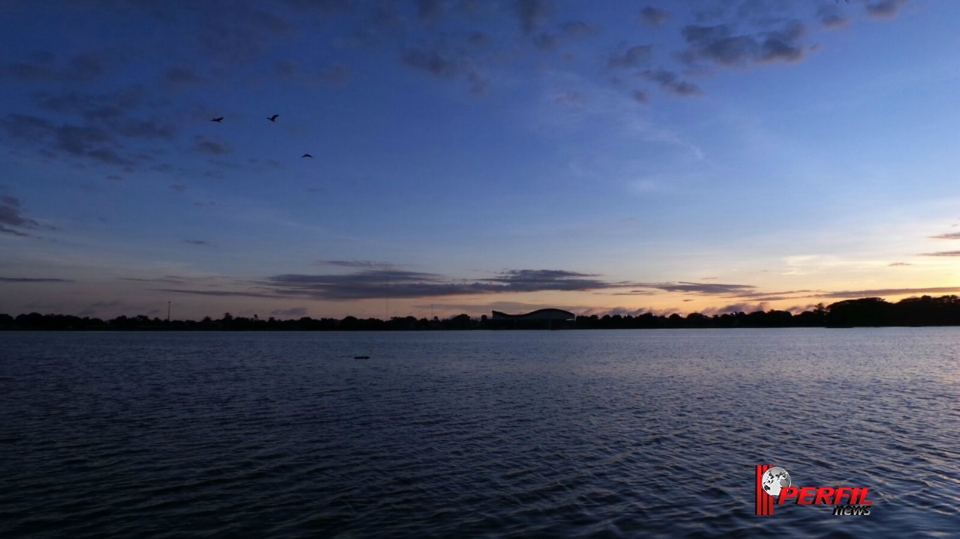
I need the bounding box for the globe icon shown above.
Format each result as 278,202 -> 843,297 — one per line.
761,467 -> 791,497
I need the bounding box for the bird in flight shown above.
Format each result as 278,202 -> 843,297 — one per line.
302,154 -> 313,158
268,114 -> 279,122
211,117 -> 223,123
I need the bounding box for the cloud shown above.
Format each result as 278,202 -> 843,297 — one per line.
929,232 -> 960,240
270,307 -> 309,318
316,63 -> 352,86
277,61 -> 352,86
638,7 -> 668,27
515,0 -> 552,34
608,289 -> 659,296
816,5 -> 849,30
55,125 -> 112,155
32,86 -> 147,120
121,276 -> 188,284
482,269 -> 613,291
865,0 -> 907,19
554,91 -> 584,107
679,20 -> 808,67
152,288 -> 280,299
414,0 -> 443,24
256,268 -> 626,301
1,51 -> 108,82
636,281 -> 756,295
265,269 -> 480,300
2,87 -> 172,166
730,289 -> 818,301
192,135 -> 230,155
0,277 -> 72,283
819,286 -> 960,299
401,47 -> 460,77
532,20 -> 600,51
192,5 -> 295,64
87,148 -> 133,165
146,266 -> 946,306
283,0 -> 352,12
921,251 -> 960,257
401,45 -> 486,94
607,45 -> 654,70
183,239 -> 211,246
0,225 -> 30,237
0,113 -> 54,143
632,90 -> 648,104
0,195 -> 40,235
170,184 -> 187,193
888,262 -> 911,266
315,260 -> 398,269
638,69 -> 704,97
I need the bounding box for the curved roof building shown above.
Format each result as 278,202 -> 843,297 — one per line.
491,308 -> 575,321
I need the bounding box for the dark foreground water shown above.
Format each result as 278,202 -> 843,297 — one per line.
1,329 -> 959,538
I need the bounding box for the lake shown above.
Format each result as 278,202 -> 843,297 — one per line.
1,329 -> 958,538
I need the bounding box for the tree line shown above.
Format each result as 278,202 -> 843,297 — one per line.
3,296 -> 960,331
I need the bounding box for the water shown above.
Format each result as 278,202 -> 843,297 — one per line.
1,329 -> 959,538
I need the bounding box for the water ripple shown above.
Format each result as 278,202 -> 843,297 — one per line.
1,329 -> 959,538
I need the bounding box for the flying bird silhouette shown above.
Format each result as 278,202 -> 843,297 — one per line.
211,117 -> 223,122
268,114 -> 279,122
302,154 -> 313,158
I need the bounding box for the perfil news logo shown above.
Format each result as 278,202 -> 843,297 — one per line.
754,465 -> 873,516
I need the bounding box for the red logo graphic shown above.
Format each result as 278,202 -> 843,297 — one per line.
755,464 -> 778,515
754,464 -> 873,516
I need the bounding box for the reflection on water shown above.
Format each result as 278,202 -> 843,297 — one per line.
1,329 -> 958,538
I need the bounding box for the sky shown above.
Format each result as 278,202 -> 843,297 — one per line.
1,0 -> 959,320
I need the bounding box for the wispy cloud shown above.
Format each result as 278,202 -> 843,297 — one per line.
638,68 -> 703,97
0,277 -> 73,283
638,7 -> 668,27
636,281 -> 756,295
816,5 -> 850,29
607,45 -> 653,70
315,260 -> 398,269
921,251 -> 960,257
865,0 -> 908,19
679,20 -> 808,67
192,135 -> 230,155
0,195 -> 41,236
1,51 -> 108,82
163,66 -> 203,85
514,0 -> 552,35
532,20 -> 600,51
819,286 -> 960,299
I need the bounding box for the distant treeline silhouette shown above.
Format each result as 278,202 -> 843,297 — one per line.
3,296 -> 960,331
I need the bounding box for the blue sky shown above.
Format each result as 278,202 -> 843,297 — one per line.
1,0 -> 959,320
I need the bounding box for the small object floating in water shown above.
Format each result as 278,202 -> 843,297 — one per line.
354,355 -> 370,360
